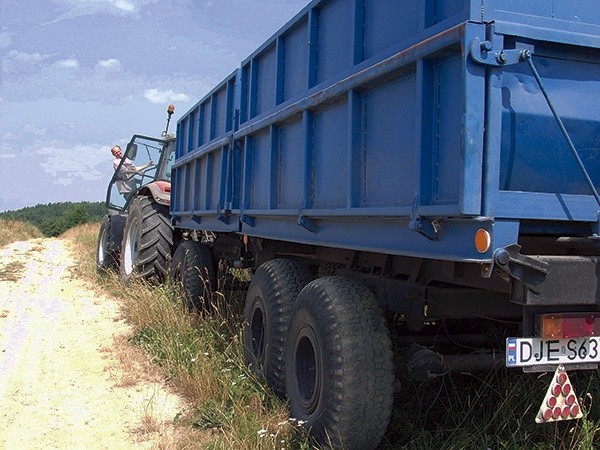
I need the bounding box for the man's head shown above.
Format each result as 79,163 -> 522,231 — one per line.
111,145 -> 123,158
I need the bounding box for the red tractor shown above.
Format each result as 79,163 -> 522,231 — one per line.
96,105 -> 176,284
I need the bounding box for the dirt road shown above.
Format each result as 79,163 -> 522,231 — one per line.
0,238 -> 183,449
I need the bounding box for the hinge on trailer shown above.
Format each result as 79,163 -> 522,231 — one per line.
297,211 -> 317,233
469,36 -> 527,67
409,195 -> 440,241
217,203 -> 231,225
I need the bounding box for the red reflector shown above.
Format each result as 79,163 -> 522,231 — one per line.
571,404 -> 580,417
552,384 -> 562,397
566,394 -> 576,406
553,407 -> 562,419
538,313 -> 600,339
557,372 -> 567,385
547,396 -> 557,408
544,408 -> 553,421
562,384 -> 571,396
561,406 -> 571,418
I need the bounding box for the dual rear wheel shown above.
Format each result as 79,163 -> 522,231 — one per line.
243,261 -> 395,450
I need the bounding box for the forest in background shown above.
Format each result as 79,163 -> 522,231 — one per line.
0,202 -> 105,237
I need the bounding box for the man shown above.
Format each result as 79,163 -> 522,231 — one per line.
111,145 -> 153,196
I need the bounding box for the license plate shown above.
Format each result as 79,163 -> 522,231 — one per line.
506,337 -> 600,367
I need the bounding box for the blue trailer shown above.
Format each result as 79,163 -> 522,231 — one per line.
166,1 -> 600,447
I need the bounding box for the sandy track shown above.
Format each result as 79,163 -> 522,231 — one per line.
0,238 -> 183,449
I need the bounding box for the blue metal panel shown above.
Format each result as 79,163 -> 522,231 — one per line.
433,54 -> 462,204
315,0 -> 353,85
201,100 -> 211,144
282,19 -> 309,102
249,131 -> 271,210
312,101 -> 348,208
278,119 -> 305,209
214,87 -> 228,137
255,45 -> 277,117
362,0 -> 420,61
362,72 -> 417,207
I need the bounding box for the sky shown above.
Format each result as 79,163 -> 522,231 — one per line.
0,0 -> 309,212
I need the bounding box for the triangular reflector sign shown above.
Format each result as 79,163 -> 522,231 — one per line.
536,364 -> 583,423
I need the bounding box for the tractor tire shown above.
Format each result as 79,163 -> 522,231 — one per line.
120,196 -> 173,285
243,259 -> 313,398
285,276 -> 395,450
169,240 -> 216,311
96,215 -> 119,272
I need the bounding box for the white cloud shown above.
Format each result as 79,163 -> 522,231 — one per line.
6,50 -> 46,63
22,124 -> 47,136
0,32 -> 12,50
37,143 -> 106,182
48,0 -> 159,21
55,58 -> 80,69
2,132 -> 18,141
2,50 -> 49,76
96,58 -> 122,71
114,0 -> 136,12
0,153 -> 16,159
144,88 -> 189,104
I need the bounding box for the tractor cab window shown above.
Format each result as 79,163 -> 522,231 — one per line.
106,136 -> 166,211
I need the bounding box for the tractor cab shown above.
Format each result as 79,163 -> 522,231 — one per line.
106,134 -> 176,212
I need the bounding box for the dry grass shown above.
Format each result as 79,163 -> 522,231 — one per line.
62,222 -> 304,449
0,219 -> 43,247
0,261 -> 26,282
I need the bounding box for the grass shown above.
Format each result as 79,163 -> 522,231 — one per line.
33,221 -> 600,449
0,218 -> 43,247
61,221 -> 309,449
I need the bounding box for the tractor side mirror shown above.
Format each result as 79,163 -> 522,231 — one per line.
126,142 -> 138,160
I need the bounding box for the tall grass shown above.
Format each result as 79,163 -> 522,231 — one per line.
62,222 -> 600,449
64,222 -> 310,449
0,219 -> 43,247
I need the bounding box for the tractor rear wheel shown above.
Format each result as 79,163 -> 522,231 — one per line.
120,196 -> 172,284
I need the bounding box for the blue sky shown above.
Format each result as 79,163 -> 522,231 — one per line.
0,0 -> 309,212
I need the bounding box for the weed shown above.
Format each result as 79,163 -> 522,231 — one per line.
62,222 -> 600,449
0,219 -> 43,247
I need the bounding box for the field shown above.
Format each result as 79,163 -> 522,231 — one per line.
4,219 -> 600,449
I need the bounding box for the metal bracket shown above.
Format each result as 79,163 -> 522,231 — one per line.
409,195 -> 440,241
592,211 -> 600,238
494,244 -> 549,293
297,213 -> 317,233
240,214 -> 255,227
470,37 -> 527,67
217,204 -> 231,225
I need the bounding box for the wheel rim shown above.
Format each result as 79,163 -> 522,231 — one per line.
123,217 -> 140,275
98,229 -> 106,265
250,299 -> 266,363
294,325 -> 321,414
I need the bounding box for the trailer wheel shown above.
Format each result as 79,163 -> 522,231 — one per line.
285,277 -> 394,450
169,240 -> 216,311
120,196 -> 173,285
243,259 -> 313,398
96,215 -> 119,272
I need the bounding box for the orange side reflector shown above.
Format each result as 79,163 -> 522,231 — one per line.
474,229 -> 491,253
